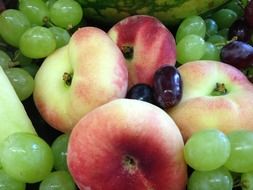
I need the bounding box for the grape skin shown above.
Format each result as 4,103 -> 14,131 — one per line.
0,132 -> 54,183
19,0 -> 50,26
187,167 -> 233,190
183,129 -> 231,171
19,26 -> 56,59
4,67 -> 34,101
0,9 -> 31,47
220,40 -> 253,69
49,0 -> 83,29
176,34 -> 205,64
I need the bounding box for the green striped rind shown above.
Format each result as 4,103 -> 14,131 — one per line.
77,0 -> 229,26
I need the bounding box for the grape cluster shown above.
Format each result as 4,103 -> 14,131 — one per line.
184,129 -> 253,190
175,0 -> 253,83
0,132 -> 75,190
0,0 -> 84,101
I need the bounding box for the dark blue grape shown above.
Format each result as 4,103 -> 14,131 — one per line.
228,19 -> 251,42
153,65 -> 183,109
126,83 -> 154,104
245,0 -> 253,28
220,40 -> 253,69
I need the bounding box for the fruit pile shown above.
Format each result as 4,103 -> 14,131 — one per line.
0,0 -> 253,190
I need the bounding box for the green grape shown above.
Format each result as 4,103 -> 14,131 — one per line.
184,129 -> 230,171
207,34 -> 227,45
176,15 -> 206,43
0,169 -> 26,190
39,170 -> 76,190
51,133 -> 70,171
19,26 -> 56,59
241,172 -> 253,190
0,9 -> 31,47
211,8 -> 238,29
201,42 -> 220,61
49,0 -> 83,29
0,50 -> 11,69
223,0 -> 244,17
176,34 -> 205,64
49,26 -> 70,48
187,167 -> 233,190
4,67 -> 34,101
224,130 -> 253,173
0,132 -> 54,183
205,18 -> 218,38
19,0 -> 50,26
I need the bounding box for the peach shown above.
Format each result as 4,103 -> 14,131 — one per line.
167,60 -> 253,140
108,15 -> 176,88
67,98 -> 187,190
33,27 -> 128,133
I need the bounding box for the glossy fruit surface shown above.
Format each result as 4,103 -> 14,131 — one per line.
176,15 -> 206,43
126,83 -> 154,104
0,50 -> 11,69
49,0 -> 83,29
153,65 -> 183,109
39,170 -> 76,190
19,26 -> 56,59
0,9 -> 31,47
220,40 -> 253,69
4,67 -> 34,101
224,130 -> 253,173
187,167 -> 233,190
211,8 -> 238,29
0,132 -> 54,183
19,0 -> 49,26
184,129 -> 230,171
0,169 -> 26,190
176,34 -> 205,64
51,133 -> 70,171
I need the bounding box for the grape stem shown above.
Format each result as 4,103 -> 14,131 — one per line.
214,36 -> 238,48
43,17 -> 55,28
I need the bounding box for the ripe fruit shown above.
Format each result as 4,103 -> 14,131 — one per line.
67,99 -> 187,190
33,27 -> 128,132
0,132 -> 54,183
126,83 -> 154,104
220,40 -> 253,69
108,15 -> 176,88
167,60 -> 253,140
184,129 -> 230,171
0,9 -> 31,47
153,65 -> 183,109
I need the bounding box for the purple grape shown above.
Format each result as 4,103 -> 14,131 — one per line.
228,19 -> 251,42
245,0 -> 253,28
153,65 -> 183,109
0,0 -> 5,12
220,40 -> 253,69
126,83 -> 154,104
